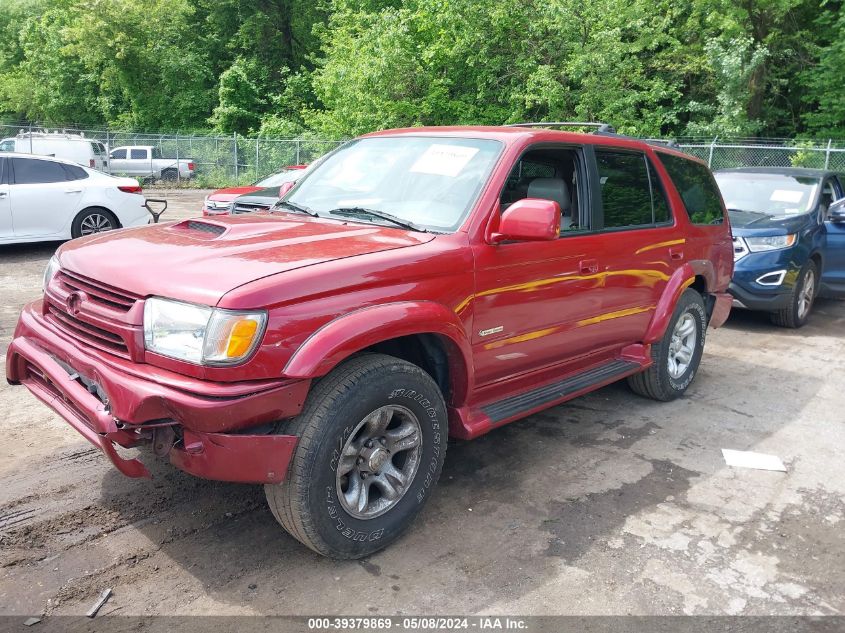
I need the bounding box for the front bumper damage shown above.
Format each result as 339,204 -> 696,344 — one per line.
6,301 -> 309,483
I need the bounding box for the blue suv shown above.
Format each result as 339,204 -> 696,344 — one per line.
714,167 -> 845,327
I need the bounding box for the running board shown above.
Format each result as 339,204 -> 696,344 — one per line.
482,359 -> 641,424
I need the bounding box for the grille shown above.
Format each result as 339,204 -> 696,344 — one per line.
57,270 -> 138,313
232,202 -> 270,214
46,303 -> 130,358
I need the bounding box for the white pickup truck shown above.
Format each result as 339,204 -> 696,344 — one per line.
109,146 -> 195,180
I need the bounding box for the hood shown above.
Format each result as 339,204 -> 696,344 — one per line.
58,214 -> 434,306
729,210 -> 813,236
233,187 -> 284,208
208,186 -> 262,202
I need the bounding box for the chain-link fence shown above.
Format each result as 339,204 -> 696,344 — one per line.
2,122 -> 844,188
674,137 -> 845,172
0,123 -> 344,187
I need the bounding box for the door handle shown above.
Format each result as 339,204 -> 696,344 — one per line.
579,259 -> 599,274
64,189 -> 83,194
0,192 -> 7,198
669,248 -> 684,261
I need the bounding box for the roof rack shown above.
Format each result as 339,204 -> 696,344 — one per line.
505,121 -> 617,134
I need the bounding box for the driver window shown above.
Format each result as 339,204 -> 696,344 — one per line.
820,180 -> 837,217
500,146 -> 586,235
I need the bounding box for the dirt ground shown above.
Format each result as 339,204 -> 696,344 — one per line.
1,190 -> 843,618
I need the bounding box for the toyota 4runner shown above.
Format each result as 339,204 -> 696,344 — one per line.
7,125 -> 734,559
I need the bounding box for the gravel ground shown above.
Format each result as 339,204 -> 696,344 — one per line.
0,191 -> 843,618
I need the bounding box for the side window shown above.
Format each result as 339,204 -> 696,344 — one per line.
595,150 -> 653,228
0,140 -> 14,152
130,148 -> 147,160
648,159 -> 672,224
500,146 -> 586,234
11,158 -> 70,184
111,149 -> 126,160
62,164 -> 89,181
0,158 -> 6,184
657,152 -> 725,225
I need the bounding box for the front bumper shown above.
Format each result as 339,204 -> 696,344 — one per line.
6,301 -> 309,483
728,281 -> 791,311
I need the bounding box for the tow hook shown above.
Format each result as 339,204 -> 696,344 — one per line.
152,426 -> 176,457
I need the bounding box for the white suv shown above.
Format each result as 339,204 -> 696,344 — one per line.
0,153 -> 150,244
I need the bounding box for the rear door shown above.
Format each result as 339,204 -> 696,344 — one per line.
584,147 -> 685,346
8,157 -> 83,237
821,176 -> 845,294
0,158 -> 11,240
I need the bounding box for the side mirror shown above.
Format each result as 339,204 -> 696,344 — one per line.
492,198 -> 561,243
278,181 -> 296,197
830,198 -> 845,223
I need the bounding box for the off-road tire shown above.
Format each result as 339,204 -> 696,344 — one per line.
71,207 -> 119,238
265,354 -> 447,559
769,261 -> 818,329
628,289 -> 707,401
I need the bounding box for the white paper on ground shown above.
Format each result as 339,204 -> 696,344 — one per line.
722,449 -> 787,472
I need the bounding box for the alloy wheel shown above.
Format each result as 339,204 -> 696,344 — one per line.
335,405 -> 422,520
79,213 -> 114,235
667,312 -> 697,379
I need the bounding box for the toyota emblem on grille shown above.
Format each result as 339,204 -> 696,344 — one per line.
66,291 -> 87,315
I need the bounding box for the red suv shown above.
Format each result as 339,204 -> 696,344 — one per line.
7,125 -> 733,559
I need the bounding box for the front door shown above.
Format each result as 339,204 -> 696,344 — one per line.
471,144 -> 616,386
822,177 -> 845,295
9,157 -> 82,238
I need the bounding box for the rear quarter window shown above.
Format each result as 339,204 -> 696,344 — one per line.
658,152 -> 725,225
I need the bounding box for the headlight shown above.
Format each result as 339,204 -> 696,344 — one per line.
745,234 -> 797,252
143,297 -> 266,365
43,256 -> 60,291
204,198 -> 232,213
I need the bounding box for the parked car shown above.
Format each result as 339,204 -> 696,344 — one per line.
0,152 -> 149,244
0,131 -> 109,172
202,165 -> 308,216
6,125 -> 733,559
109,146 -> 195,181
714,167 -> 845,327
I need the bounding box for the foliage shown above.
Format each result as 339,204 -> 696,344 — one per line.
0,0 -> 842,138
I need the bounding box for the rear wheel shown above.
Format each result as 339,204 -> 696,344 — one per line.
265,354 -> 447,559
628,289 -> 707,401
160,168 -> 178,181
770,262 -> 817,328
71,208 -> 119,238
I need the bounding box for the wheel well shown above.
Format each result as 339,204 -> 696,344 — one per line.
809,252 -> 822,271
689,275 -> 707,296
364,334 -> 452,401
76,206 -> 121,228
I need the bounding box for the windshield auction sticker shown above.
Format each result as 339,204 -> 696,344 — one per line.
410,144 -> 479,177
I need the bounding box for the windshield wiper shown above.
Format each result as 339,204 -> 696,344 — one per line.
273,200 -> 319,217
327,207 -> 427,232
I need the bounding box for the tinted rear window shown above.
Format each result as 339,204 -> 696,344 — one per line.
11,157 -> 69,184
658,153 -> 725,224
62,163 -> 89,180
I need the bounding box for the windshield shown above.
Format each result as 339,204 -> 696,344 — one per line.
285,136 -> 503,232
256,168 -> 306,187
714,172 -> 820,216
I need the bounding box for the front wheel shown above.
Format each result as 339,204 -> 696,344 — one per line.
265,354 -> 447,559
628,289 -> 707,401
770,262 -> 817,328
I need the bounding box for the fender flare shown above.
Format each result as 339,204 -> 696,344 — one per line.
283,301 -> 474,402
643,262 -> 712,343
